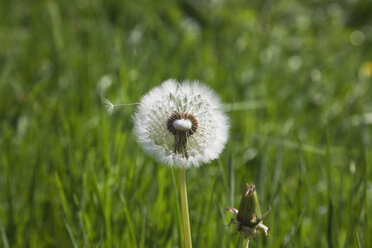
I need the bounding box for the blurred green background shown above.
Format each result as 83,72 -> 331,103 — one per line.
1,0 -> 372,247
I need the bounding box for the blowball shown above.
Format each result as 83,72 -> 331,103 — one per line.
133,79 -> 229,168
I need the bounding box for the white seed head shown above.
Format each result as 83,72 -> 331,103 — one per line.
173,119 -> 192,131
133,79 -> 229,168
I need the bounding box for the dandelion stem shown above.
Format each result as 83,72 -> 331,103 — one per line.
242,238 -> 250,248
179,168 -> 192,248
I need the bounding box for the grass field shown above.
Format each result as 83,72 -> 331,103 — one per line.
1,0 -> 372,247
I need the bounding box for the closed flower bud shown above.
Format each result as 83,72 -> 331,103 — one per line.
226,183 -> 271,239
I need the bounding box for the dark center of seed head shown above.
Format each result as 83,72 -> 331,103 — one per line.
166,112 -> 198,158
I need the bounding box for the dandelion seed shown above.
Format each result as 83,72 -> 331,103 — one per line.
133,79 -> 229,168
103,98 -> 139,114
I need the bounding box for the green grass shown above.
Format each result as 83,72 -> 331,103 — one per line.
1,0 -> 371,247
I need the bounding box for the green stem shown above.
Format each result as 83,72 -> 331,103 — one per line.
242,238 -> 249,248
179,168 -> 192,248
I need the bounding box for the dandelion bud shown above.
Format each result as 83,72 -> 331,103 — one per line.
237,184 -> 262,227
226,183 -> 271,239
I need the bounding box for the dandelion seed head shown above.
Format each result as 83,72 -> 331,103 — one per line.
133,79 -> 229,168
